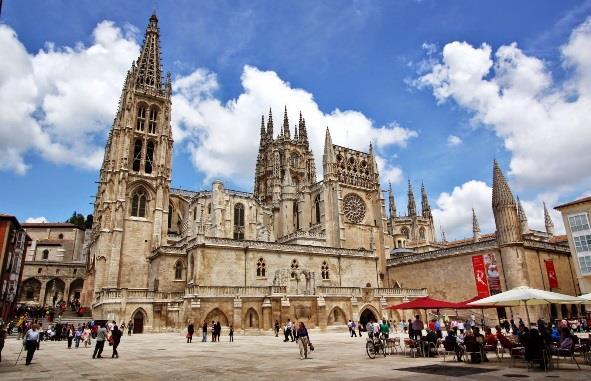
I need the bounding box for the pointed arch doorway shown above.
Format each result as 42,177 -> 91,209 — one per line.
360,306 -> 378,328
132,309 -> 146,334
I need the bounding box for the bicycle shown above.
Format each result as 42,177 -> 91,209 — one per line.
366,335 -> 387,359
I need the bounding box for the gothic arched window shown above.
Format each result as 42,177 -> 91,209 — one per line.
401,227 -> 410,239
174,260 -> 183,280
145,141 -> 155,174
42,249 -> 49,260
131,188 -> 147,217
321,261 -> 329,280
233,203 -> 245,240
136,105 -> 146,131
168,204 -> 173,230
132,139 -> 142,172
148,107 -> 158,134
293,203 -> 299,230
256,258 -> 266,277
419,227 -> 426,240
314,194 -> 321,224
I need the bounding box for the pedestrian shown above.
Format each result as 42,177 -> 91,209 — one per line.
296,322 -> 311,360
67,324 -> 74,349
274,320 -> 280,337
202,320 -> 208,342
216,321 -> 221,342
0,323 -> 6,363
111,321 -> 122,358
83,326 -> 91,348
229,325 -> 234,342
358,321 -> 363,337
23,323 -> 40,365
348,319 -> 353,336
284,320 -> 291,342
351,321 -> 357,337
74,324 -> 82,348
92,323 -> 107,359
127,320 -> 133,336
187,320 -> 194,343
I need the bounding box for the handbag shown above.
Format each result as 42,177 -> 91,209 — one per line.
309,341 -> 314,351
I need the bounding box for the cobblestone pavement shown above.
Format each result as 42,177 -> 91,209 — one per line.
0,331 -> 588,380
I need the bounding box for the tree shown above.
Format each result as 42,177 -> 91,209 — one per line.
66,211 -> 86,229
84,214 -> 94,229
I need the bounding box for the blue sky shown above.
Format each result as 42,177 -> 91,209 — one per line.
1,0 -> 591,239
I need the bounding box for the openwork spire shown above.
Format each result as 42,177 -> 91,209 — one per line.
516,196 -> 527,222
266,108 -> 274,138
282,106 -> 290,139
388,182 -> 396,218
136,13 -> 163,92
543,202 -> 555,235
407,179 -> 417,217
492,160 -> 515,208
421,182 -> 431,218
259,115 -> 266,146
298,112 -> 308,143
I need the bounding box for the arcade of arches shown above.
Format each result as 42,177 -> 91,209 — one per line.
18,276 -> 85,306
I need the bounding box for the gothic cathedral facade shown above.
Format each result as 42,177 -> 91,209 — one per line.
82,14 -> 442,332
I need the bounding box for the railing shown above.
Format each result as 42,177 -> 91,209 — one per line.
316,286 -> 427,298
191,286 -> 286,297
373,288 -> 427,297
277,229 -> 326,243
316,287 -> 362,297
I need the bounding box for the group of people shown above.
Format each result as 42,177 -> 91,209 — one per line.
91,321 -> 123,360
186,320 -> 233,343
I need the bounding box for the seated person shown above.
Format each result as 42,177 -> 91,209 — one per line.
548,328 -> 574,355
524,328 -> 545,368
473,327 -> 489,362
421,328 -> 438,357
485,327 -> 498,346
444,329 -> 463,362
549,325 -> 560,342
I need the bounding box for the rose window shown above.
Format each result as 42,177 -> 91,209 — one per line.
343,193 -> 366,224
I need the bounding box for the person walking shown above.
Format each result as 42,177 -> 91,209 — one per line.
229,325 -> 234,342
67,324 -> 74,349
111,322 -> 122,358
202,321 -> 208,342
23,323 -> 40,365
358,321 -> 363,337
274,320 -> 280,337
351,321 -> 357,337
127,320 -> 133,336
296,322 -> 311,360
83,326 -> 91,348
187,321 -> 194,343
92,323 -> 107,359
74,324 -> 82,348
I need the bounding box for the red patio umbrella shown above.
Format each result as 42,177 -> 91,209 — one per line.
385,296 -> 459,310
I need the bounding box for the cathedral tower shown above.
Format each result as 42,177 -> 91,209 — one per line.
89,14 -> 172,293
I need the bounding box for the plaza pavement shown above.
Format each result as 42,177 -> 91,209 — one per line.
0,331 -> 588,380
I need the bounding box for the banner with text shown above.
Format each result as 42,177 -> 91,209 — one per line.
545,259 -> 559,289
472,255 -> 490,298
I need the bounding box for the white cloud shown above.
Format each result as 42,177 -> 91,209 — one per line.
416,17 -> 591,191
25,216 -> 48,223
447,135 -> 462,146
0,22 -> 139,174
172,65 -> 417,186
519,193 -> 565,235
432,180 -> 494,240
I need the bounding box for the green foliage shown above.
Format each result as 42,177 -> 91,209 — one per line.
65,211 -> 93,229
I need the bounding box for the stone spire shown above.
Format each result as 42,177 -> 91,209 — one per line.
298,112 -> 308,144
516,196 -> 529,234
421,182 -> 432,219
266,108 -> 274,138
440,225 -> 447,244
544,202 -> 555,236
388,182 -> 396,218
259,115 -> 266,147
472,208 -> 481,242
491,160 -> 522,245
407,180 -> 417,217
322,127 -> 336,179
282,106 -> 290,139
135,13 -> 163,92
293,123 -> 299,140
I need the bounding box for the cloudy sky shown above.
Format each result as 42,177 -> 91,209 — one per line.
1,0 -> 591,239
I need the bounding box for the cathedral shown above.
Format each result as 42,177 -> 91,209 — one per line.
82,14 -> 580,332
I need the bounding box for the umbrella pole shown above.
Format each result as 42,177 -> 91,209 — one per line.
524,300 -> 531,326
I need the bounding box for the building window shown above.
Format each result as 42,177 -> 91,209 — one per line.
569,214 -> 590,232
419,227 -> 425,240
290,153 -> 300,168
321,261 -> 329,280
574,235 -> 591,253
233,203 -> 245,240
314,195 -> 321,224
256,258 -> 266,277
580,256 -> 591,275
56,269 -> 60,274
37,268 -> 42,274
136,105 -> 146,131
293,203 -> 299,230
132,139 -> 142,172
401,227 -> 410,239
73,269 -> 77,274
148,107 -> 158,134
58,233 -> 64,239
175,261 -> 183,280
168,204 -> 174,230
131,188 -> 147,217
42,249 -> 49,260
145,141 -> 155,174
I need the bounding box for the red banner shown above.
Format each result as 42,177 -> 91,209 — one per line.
472,255 -> 490,298
545,259 -> 559,289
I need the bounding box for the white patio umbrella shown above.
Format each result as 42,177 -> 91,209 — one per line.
468,286 -> 585,324
579,293 -> 591,300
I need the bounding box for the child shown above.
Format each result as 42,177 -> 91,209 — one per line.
229,325 -> 234,342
